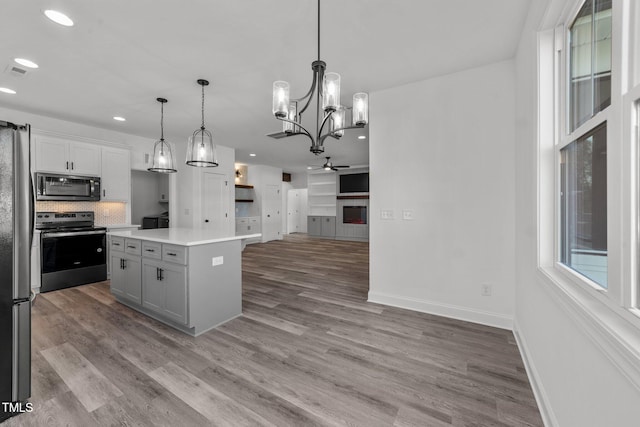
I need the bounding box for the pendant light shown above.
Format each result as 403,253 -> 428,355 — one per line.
186,79 -> 218,167
148,98 -> 177,173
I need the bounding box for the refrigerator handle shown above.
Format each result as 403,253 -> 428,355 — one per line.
29,176 -> 35,248
12,301 -> 31,402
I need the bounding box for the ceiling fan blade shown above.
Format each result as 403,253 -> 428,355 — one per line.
266,131 -> 293,139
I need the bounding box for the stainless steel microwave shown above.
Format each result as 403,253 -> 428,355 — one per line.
36,173 -> 101,201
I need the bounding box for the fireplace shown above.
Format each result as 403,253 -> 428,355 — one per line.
343,206 -> 367,224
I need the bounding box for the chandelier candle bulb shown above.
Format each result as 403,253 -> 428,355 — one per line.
284,101 -> 298,133
352,92 -> 369,126
331,107 -> 345,137
322,72 -> 341,111
272,81 -> 290,118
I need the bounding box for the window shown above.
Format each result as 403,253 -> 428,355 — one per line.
568,0 -> 612,131
560,0 -> 611,289
560,123 -> 607,287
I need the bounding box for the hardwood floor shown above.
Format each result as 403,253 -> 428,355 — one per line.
6,234 -> 543,426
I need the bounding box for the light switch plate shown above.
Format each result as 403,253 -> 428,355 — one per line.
212,256 -> 224,266
381,210 -> 394,220
402,210 -> 414,220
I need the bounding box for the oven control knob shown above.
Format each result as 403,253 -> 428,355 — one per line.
44,215 -> 50,218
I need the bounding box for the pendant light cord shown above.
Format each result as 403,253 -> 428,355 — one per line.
160,102 -> 164,141
317,0 -> 320,61
201,83 -> 205,130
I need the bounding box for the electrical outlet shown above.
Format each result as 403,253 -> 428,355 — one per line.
481,284 -> 492,296
212,256 -> 224,266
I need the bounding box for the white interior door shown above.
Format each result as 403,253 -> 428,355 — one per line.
287,190 -> 301,233
202,172 -> 229,232
263,184 -> 281,241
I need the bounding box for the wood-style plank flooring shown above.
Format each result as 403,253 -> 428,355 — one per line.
6,234 -> 543,426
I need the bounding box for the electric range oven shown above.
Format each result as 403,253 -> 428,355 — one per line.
36,211 -> 107,293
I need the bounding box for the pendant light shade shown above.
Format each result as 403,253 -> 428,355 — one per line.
186,79 -> 218,167
148,98 -> 177,173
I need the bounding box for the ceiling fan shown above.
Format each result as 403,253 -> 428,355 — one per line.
309,157 -> 350,171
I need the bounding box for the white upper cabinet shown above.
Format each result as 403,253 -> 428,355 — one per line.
101,146 -> 130,202
35,136 -> 101,176
69,142 -> 101,175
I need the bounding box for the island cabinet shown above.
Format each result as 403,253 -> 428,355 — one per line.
108,228 -> 260,336
141,242 -> 188,325
110,238 -> 142,304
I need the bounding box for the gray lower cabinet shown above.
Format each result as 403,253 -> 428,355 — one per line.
308,216 -> 322,236
308,216 -> 335,237
142,259 -> 187,325
110,253 -> 141,304
321,216 -> 336,237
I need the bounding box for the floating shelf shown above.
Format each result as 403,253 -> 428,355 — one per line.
337,195 -> 369,200
309,181 -> 335,186
235,184 -> 254,189
235,199 -> 254,203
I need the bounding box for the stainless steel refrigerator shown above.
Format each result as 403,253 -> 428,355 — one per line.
0,121 -> 32,422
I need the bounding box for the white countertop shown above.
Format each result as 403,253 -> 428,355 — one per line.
106,224 -> 141,229
108,228 -> 261,246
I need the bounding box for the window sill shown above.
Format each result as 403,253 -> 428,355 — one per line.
536,265 -> 640,391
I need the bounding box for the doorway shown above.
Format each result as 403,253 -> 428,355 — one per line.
262,184 -> 281,241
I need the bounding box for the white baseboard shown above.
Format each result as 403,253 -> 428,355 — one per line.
367,291 -> 513,330
513,320 -> 558,427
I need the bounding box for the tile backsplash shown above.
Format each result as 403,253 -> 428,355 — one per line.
36,201 -> 126,226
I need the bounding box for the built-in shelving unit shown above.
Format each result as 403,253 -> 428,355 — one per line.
235,184 -> 254,203
308,171 -> 337,216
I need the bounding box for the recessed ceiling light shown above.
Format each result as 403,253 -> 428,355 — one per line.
307,166 -> 313,170
0,87 -> 17,94
44,10 -> 74,27
249,153 -> 256,157
358,135 -> 366,140
113,116 -> 126,122
14,58 -> 39,69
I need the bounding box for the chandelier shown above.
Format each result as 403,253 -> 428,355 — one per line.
270,0 -> 369,155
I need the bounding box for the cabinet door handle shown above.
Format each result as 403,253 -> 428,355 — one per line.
120,259 -> 123,269
123,259 -> 127,269
156,267 -> 160,280
103,189 -> 106,197
71,162 -> 74,170
167,252 -> 176,256
145,249 -> 155,252
127,245 -> 136,249
113,242 -> 120,247
66,161 -> 69,170
159,268 -> 164,281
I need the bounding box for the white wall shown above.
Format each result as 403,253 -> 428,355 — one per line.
173,142 -> 235,235
513,0 -> 640,426
368,61 -> 516,329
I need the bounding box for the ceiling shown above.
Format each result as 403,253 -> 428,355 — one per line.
0,0 -> 531,175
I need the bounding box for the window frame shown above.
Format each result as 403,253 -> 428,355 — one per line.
535,0 -> 640,391
556,0 -> 615,294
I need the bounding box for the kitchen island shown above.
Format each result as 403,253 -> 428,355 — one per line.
108,228 -> 260,336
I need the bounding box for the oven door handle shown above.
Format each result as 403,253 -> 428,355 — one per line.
42,230 -> 106,238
